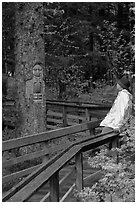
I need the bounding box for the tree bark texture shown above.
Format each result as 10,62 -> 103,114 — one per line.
15,2 -> 46,137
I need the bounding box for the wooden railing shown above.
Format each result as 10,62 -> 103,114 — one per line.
46,99 -> 108,105
3,99 -> 111,129
3,100 -> 113,201
3,100 -> 111,184
46,100 -> 111,129
2,120 -> 119,202
2,120 -> 101,184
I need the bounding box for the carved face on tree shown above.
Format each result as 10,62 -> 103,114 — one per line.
33,64 -> 43,78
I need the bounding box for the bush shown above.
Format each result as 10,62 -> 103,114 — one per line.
75,116 -> 135,202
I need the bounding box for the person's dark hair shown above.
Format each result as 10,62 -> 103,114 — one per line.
117,75 -> 131,92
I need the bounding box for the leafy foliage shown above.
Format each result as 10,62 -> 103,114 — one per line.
43,2 -> 134,85
75,115 -> 135,202
2,2 -> 135,131
3,2 -> 135,97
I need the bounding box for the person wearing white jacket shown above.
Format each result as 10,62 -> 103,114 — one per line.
100,76 -> 133,135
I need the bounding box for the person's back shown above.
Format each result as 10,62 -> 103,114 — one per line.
100,76 -> 133,134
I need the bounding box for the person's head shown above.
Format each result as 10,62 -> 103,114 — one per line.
116,76 -> 130,92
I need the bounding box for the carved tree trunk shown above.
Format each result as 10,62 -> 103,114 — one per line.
15,2 -> 46,138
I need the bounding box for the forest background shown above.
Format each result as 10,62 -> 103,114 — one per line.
2,2 -> 135,138
2,2 -> 135,201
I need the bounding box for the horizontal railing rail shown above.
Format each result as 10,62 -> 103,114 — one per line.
2,120 -> 101,152
46,99 -> 106,105
3,99 -> 112,107
46,101 -> 111,110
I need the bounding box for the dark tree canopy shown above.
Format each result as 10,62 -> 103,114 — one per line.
2,2 -> 135,88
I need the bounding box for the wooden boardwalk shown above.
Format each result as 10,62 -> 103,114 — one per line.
2,153 -> 101,202
26,156 -> 100,202
2,127 -> 118,202
2,100 -> 114,202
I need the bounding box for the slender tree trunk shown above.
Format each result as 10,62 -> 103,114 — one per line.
15,2 -> 46,138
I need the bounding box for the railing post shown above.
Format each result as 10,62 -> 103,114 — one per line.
85,108 -> 90,121
45,107 -> 48,129
85,108 -> 95,136
90,127 -> 95,136
85,108 -> 90,136
111,136 -> 118,148
49,172 -> 59,202
62,105 -> 67,127
75,152 -> 83,192
78,109 -> 81,124
42,105 -> 49,163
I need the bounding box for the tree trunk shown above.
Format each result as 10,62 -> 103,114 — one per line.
15,2 -> 46,138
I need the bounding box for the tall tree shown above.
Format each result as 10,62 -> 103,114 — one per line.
2,2 -> 15,75
15,2 -> 46,137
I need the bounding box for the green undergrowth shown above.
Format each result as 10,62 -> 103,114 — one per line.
45,83 -> 117,103
74,115 -> 135,202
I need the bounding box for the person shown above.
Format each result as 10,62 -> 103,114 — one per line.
100,76 -> 133,136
